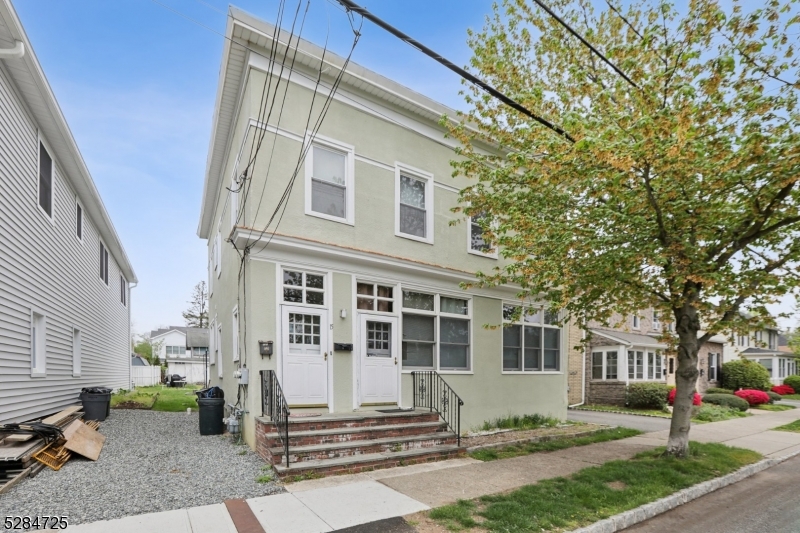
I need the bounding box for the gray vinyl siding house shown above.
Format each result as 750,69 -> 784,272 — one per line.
198,8 -> 578,449
0,0 -> 136,423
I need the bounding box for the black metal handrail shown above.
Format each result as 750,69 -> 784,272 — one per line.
411,370 -> 464,446
261,370 -> 290,467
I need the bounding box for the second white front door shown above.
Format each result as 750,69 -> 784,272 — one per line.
360,314 -> 399,405
282,306 -> 329,407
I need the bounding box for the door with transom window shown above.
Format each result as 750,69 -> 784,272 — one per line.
359,314 -> 399,405
281,306 -> 329,407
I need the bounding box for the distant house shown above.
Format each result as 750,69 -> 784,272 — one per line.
722,323 -> 797,385
150,326 -> 209,384
131,354 -> 150,367
0,0 -> 136,423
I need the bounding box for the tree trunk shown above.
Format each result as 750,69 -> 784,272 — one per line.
665,301 -> 701,457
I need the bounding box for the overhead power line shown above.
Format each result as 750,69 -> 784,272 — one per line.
333,0 -> 576,144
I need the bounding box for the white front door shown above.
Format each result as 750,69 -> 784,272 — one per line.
360,314 -> 399,405
282,306 -> 329,407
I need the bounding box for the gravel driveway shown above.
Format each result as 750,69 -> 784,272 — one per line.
1,410 -> 283,526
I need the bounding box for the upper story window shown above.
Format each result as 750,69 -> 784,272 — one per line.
165,345 -> 185,356
357,282 -> 394,312
38,141 -> 53,219
305,137 -> 355,225
282,269 -> 325,306
469,212 -> 497,258
76,203 -> 83,240
652,310 -> 660,330
768,330 -> 778,350
502,305 -> 561,372
99,242 -> 109,285
632,315 -> 641,329
395,164 -> 434,243
401,291 -> 470,371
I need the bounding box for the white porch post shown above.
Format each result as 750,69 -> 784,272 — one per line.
621,345 -> 630,386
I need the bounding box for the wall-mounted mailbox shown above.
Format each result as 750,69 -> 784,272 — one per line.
334,343 -> 353,351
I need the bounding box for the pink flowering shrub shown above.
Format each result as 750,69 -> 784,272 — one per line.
668,388 -> 702,406
734,389 -> 771,406
771,385 -> 795,395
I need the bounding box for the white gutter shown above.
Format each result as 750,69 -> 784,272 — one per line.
0,40 -> 24,59
569,328 -> 587,408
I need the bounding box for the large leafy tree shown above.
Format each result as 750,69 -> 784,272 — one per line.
451,0 -> 800,456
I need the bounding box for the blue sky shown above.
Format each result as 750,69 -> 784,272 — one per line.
14,0 -> 494,336
13,0 -> 796,335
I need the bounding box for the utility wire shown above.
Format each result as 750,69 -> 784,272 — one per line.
333,0 -> 576,144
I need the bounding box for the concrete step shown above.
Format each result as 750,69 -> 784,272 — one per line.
272,444 -> 464,478
280,410 -> 441,432
270,432 -> 458,463
262,420 -> 448,447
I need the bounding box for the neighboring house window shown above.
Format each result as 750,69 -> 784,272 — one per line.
758,358 -> 773,376
632,315 -> 640,329
779,358 -> 786,379
356,282 -> 394,312
652,311 -> 660,330
469,212 -> 496,257
401,291 -> 471,371
591,350 -> 618,380
31,311 -> 46,376
232,308 -> 240,362
669,357 -> 675,374
99,242 -> 109,285
166,345 -> 185,356
217,325 -> 223,378
282,269 -> 325,305
737,333 -> 748,346
769,331 -> 778,350
395,164 -> 433,243
708,353 -> 719,381
38,141 -> 53,218
72,328 -> 81,377
120,276 -> 127,306
192,347 -> 208,357
754,330 -> 764,346
628,350 -> 664,380
76,203 -> 83,240
305,139 -> 354,224
501,305 -> 561,372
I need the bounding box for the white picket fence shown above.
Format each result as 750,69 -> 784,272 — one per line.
131,366 -> 162,387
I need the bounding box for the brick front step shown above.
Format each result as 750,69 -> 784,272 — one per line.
280,410 -> 441,432
271,432 -> 458,463
272,445 -> 464,479
262,420 -> 449,447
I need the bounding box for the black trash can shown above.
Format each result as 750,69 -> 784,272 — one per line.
80,387 -> 112,421
197,398 -> 225,435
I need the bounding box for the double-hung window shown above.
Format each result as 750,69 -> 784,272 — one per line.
632,315 -> 640,329
652,310 -> 660,330
592,350 -> 618,380
468,212 -> 497,257
282,269 -> 325,306
628,349 -> 664,380
99,242 -> 109,285
395,164 -> 433,243
502,305 -> 561,372
401,291 -> 470,371
305,138 -> 354,224
708,352 -> 719,381
38,141 -> 53,219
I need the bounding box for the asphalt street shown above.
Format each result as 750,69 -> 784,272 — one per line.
567,409 -> 672,433
624,453 -> 800,532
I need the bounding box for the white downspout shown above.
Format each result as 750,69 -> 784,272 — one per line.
0,41 -> 25,59
129,281 -> 137,389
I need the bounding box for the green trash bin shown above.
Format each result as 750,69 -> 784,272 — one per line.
197,398 -> 225,435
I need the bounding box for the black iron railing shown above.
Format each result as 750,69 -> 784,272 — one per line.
411,370 -> 464,446
261,370 -> 290,467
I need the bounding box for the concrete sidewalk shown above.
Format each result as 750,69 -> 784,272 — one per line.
65,406 -> 800,532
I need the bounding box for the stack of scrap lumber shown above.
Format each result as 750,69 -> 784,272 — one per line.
0,406 -> 94,494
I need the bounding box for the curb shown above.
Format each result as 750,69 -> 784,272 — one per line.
465,427 -> 614,453
569,407 -> 671,420
567,448 -> 800,533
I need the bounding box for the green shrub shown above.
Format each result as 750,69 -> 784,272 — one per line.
627,383 -> 672,409
721,360 -> 772,391
705,387 -> 734,395
767,391 -> 782,404
783,375 -> 800,391
702,393 -> 750,412
693,404 -> 749,422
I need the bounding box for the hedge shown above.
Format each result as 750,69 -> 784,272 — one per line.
767,391 -> 782,404
735,389 -> 771,406
702,393 -> 750,411
783,375 -> 800,391
627,383 -> 672,409
772,385 -> 796,395
668,388 -> 702,406
721,360 -> 772,391
705,387 -> 734,395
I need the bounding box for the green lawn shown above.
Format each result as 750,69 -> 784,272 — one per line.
112,385 -> 201,412
469,428 -> 642,462
431,442 -> 761,532
777,394 -> 800,401
577,404 -> 748,423
754,404 -> 796,412
773,420 -> 800,432
576,405 -> 671,418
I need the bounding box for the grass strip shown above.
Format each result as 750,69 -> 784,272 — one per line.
575,405 -> 671,418
754,404 -> 795,412
469,427 -> 641,462
773,420 -> 800,432
112,385 -> 201,412
432,442 -> 761,532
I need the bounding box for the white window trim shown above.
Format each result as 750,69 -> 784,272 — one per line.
304,133 -> 355,226
72,327 -> 81,377
652,310 -> 660,330
626,348 -> 665,381
355,280 -> 397,316
708,352 -> 719,381
591,349 -> 621,380
280,267 -> 328,309
400,290 -> 473,374
217,324 -> 223,379
30,309 -> 46,377
394,162 -> 434,244
99,239 -> 110,288
120,275 -> 127,307
36,134 -> 55,225
232,307 -> 240,362
209,319 -> 216,365
467,214 -> 499,259
499,303 -> 564,375
632,315 -> 641,329
75,200 -> 84,243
